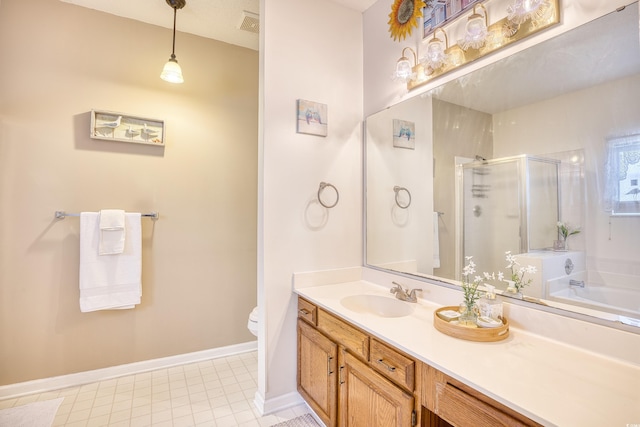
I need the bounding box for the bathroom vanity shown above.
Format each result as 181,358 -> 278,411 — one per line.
294,269 -> 640,427
297,296 -> 538,426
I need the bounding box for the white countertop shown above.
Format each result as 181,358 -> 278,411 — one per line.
295,279 -> 640,427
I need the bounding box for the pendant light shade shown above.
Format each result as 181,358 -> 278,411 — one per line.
161,0 -> 186,84
394,47 -> 417,83
422,28 -> 449,70
161,55 -> 184,83
461,4 -> 489,51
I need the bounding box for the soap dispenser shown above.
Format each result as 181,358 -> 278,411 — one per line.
479,285 -> 503,321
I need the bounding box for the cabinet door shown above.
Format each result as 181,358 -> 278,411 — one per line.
298,319 -> 338,427
340,350 -> 415,427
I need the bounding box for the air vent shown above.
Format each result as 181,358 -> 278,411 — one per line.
238,11 -> 259,34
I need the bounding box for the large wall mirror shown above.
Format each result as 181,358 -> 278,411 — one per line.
365,1 -> 640,331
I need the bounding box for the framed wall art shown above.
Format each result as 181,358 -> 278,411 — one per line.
296,99 -> 328,137
393,119 -> 416,149
90,110 -> 165,146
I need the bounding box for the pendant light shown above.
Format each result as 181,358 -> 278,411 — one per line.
160,0 -> 186,84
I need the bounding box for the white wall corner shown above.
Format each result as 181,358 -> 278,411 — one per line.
253,390 -> 306,416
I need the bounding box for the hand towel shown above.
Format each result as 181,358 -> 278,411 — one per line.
99,209 -> 125,255
79,212 -> 142,312
433,212 -> 441,269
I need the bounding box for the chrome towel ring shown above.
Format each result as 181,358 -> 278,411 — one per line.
318,182 -> 339,208
393,186 -> 411,209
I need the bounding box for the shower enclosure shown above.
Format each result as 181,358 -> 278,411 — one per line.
456,155 -> 560,284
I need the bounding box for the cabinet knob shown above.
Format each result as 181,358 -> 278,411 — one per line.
327,356 -> 334,375
299,308 -> 310,315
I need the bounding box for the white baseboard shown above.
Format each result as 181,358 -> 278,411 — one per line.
253,390 -> 305,416
0,341 -> 257,400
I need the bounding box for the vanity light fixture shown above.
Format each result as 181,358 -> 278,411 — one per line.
394,47 -> 418,82
160,0 -> 186,84
406,0 -> 559,91
506,0 -> 548,25
422,28 -> 449,70
461,4 -> 489,51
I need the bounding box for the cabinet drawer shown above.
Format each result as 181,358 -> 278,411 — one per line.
370,338 -> 415,392
422,363 -> 541,427
298,297 -> 317,325
435,381 -> 531,427
317,309 -> 369,361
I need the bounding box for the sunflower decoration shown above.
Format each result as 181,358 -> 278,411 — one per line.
388,0 -> 428,41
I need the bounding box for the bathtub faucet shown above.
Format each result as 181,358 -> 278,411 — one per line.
569,279 -> 585,288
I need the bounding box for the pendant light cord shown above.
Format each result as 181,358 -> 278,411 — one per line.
171,7 -> 177,58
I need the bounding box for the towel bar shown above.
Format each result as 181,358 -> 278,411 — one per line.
55,211 -> 159,220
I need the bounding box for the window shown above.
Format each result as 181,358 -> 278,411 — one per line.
605,134 -> 640,215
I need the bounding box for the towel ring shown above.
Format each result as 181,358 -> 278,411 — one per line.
393,186 -> 411,209
318,182 -> 339,209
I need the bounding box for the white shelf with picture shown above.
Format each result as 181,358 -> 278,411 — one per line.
90,110 -> 165,146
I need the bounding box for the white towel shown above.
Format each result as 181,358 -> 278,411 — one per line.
99,209 -> 125,255
433,212 -> 441,269
79,212 -> 142,312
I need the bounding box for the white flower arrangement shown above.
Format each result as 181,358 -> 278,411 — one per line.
461,256 -> 483,311
504,251 -> 537,293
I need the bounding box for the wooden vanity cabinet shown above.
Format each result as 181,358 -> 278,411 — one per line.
297,296 -> 540,427
297,297 -> 417,427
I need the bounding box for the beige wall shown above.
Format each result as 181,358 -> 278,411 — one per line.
0,0 -> 258,385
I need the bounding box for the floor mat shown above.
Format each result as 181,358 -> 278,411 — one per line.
270,413 -> 322,427
0,397 -> 64,427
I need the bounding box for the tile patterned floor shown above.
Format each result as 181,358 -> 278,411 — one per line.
0,351 -> 311,427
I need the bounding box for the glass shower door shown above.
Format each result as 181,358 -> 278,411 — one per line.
462,159 -> 522,280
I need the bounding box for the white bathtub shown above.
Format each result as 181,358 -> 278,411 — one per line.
547,272 -> 640,324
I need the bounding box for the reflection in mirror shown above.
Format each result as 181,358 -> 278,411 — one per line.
365,2 -> 640,329
457,155 -> 560,285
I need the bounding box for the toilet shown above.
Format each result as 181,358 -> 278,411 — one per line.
247,306 -> 258,337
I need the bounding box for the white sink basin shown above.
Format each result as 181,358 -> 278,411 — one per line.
340,294 -> 415,318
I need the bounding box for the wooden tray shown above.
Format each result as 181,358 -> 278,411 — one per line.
433,306 -> 509,342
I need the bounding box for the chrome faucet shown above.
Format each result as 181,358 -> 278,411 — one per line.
569,279 -> 585,288
390,281 -> 422,303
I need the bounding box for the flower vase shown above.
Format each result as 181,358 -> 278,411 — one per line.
458,303 -> 478,327
505,281 -> 523,299
553,239 -> 567,251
